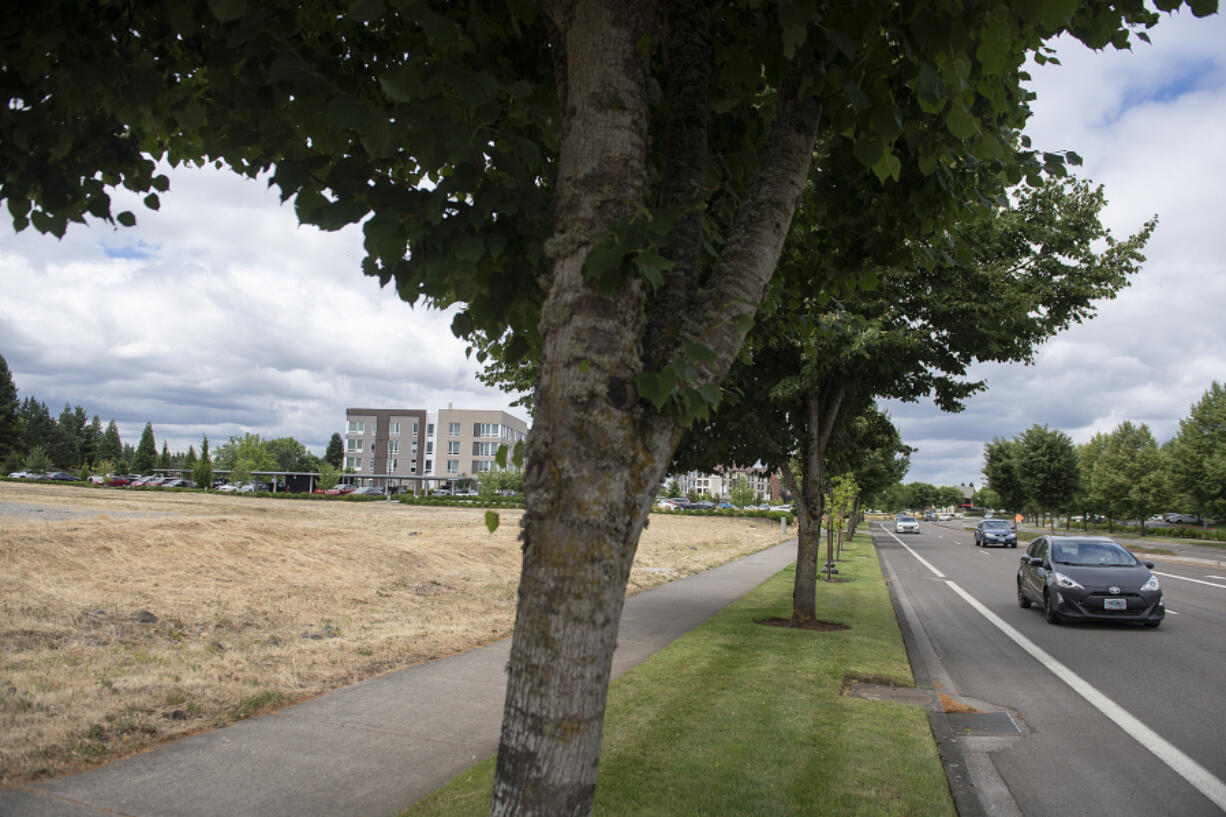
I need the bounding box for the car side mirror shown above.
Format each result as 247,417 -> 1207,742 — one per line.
1142,561 -> 1155,569
1027,557 -> 1044,567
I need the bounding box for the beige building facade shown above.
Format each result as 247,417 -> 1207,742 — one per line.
344,406 -> 528,488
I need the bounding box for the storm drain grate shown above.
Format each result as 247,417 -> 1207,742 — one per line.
945,711 -> 1020,735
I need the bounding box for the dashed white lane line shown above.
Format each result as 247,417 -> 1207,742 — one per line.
1155,572 -> 1226,591
879,523 -> 1226,812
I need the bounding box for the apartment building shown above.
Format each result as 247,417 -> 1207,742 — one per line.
344,406 -> 528,487
343,408 -> 428,479
430,407 -> 529,479
671,465 -> 779,502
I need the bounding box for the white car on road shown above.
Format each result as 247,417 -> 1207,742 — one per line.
894,515 -> 919,534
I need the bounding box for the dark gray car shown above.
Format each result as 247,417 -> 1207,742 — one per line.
1017,535 -> 1164,627
974,518 -> 1017,547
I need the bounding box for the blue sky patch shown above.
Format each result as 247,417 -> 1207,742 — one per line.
102,240 -> 155,259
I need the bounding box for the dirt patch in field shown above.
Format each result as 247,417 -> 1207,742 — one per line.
0,482 -> 786,786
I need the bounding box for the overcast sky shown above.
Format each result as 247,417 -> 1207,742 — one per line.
2,9 -> 1223,479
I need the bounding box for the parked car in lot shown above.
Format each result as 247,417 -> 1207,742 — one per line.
106,476 -> 132,487
1017,535 -> 1163,627
894,515 -> 919,534
350,486 -> 384,496
161,478 -> 197,489
923,511 -> 936,521
43,471 -> 78,482
1165,513 -> 1202,525
974,518 -> 1017,548
938,513 -> 953,521
8,470 -> 33,479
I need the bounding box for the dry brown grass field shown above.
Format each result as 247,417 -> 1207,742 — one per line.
0,482 -> 787,787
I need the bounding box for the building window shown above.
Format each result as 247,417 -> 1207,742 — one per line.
446,460 -> 459,474
389,421 -> 400,436
426,441 -> 433,455
448,422 -> 461,436
425,459 -> 432,472
473,441 -> 500,457
475,423 -> 500,438
346,439 -> 363,452
347,420 -> 364,434
388,440 -> 399,455
387,458 -> 398,473
412,421 -> 419,436
447,441 -> 461,455
427,423 -> 434,437
411,442 -> 418,456
475,461 -> 492,473
346,456 -> 363,471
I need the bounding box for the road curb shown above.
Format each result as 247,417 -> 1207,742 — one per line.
875,532 -> 989,817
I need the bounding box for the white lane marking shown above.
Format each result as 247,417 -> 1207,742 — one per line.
1155,572 -> 1226,591
879,523 -> 1226,811
1204,575 -> 1226,582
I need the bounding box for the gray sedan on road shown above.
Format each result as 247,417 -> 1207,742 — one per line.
974,518 -> 1017,547
1017,535 -> 1164,627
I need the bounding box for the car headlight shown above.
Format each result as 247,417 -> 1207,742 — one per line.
1140,576 -> 1160,592
1054,572 -> 1084,590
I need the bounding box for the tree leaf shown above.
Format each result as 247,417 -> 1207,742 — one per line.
117,211 -> 136,227
683,340 -> 717,365
484,510 -> 500,533
945,107 -> 979,139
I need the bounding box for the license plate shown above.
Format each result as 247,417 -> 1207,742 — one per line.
1104,598 -> 1127,611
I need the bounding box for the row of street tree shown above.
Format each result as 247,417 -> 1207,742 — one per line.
981,382 -> 1226,533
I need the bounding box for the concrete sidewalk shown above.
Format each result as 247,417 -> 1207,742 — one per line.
1,541 -> 797,817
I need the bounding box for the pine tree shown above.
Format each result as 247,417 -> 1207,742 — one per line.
134,423 -> 157,473
19,398 -> 55,458
325,432 -> 344,468
99,419 -> 123,462
0,353 -> 21,468
158,441 -> 171,469
193,436 -> 213,490
52,403 -> 82,467
83,414 -> 103,466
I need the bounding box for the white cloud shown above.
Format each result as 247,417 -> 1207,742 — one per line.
0,166 -> 526,456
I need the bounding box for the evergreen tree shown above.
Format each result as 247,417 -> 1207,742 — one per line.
133,422 -> 157,473
158,441 -> 171,469
193,436 -> 213,489
24,445 -> 51,474
183,445 -> 198,470
19,397 -> 55,457
120,442 -> 135,471
325,433 -> 344,469
52,403 -> 82,467
98,419 -> 123,463
0,353 -> 21,468
83,414 -> 103,466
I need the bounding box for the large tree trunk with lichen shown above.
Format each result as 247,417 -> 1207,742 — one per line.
489,3 -> 822,815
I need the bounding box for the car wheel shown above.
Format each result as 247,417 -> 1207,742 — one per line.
1043,590 -> 1061,624
1018,584 -> 1031,609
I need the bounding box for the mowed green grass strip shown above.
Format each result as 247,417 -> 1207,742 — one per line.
402,533 -> 955,817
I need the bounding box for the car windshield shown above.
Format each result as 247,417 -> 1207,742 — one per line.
898,516 -> 916,523
982,521 -> 1010,530
1050,542 -> 1137,567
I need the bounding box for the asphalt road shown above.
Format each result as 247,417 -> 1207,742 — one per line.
874,520 -> 1226,817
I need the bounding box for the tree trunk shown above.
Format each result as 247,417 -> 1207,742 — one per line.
489,4 -> 823,814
